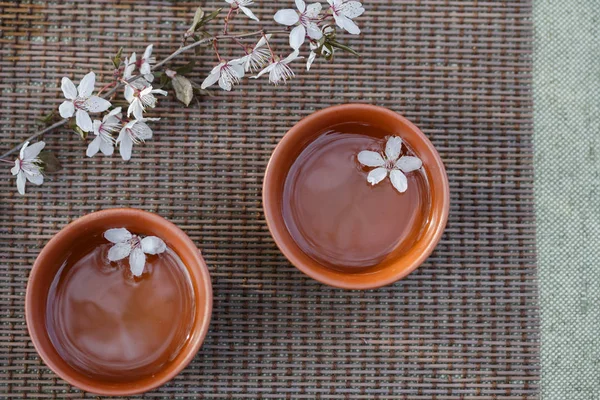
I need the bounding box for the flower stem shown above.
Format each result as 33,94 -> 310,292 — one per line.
0,29 -> 287,159
97,80 -> 117,96
223,6 -> 235,35
262,32 -> 276,62
212,39 -> 222,61
0,158 -> 13,164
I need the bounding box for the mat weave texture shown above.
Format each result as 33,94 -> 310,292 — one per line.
0,1 -> 538,398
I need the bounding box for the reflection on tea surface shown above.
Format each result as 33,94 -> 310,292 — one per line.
282,123 -> 430,271
46,235 -> 195,382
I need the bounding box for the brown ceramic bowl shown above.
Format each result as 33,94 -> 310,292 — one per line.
263,104 -> 450,290
25,208 -> 213,395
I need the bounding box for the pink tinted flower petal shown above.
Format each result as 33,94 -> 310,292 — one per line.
367,167 -> 387,185
104,228 -> 132,243
107,242 -> 132,261
129,247 -> 146,276
389,169 -> 408,193
357,150 -> 385,167
141,236 -> 167,255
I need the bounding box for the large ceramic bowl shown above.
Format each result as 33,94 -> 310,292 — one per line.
25,208 -> 213,395
263,104 -> 450,290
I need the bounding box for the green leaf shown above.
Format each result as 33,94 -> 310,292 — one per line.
202,7 -> 223,24
111,47 -> 124,69
172,75 -> 194,106
175,61 -> 195,76
328,40 -> 361,57
72,125 -> 88,140
38,151 -> 62,173
38,110 -> 58,125
186,6 -> 205,36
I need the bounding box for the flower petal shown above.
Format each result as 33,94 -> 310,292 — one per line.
26,172 -> 43,185
282,49 -> 301,64
335,14 -> 360,34
306,22 -> 323,40
11,160 -> 20,176
126,53 -> 138,78
16,171 -> 26,195
77,71 -> 96,97
342,1 -> 365,18
295,0 -> 306,13
23,141 -> 45,160
61,77 -> 77,100
305,2 -> 322,18
130,101 -> 144,121
143,44 -> 153,61
239,5 -> 259,21
134,121 -> 153,140
141,236 -> 167,255
201,68 -> 222,89
357,150 -> 385,167
104,228 -> 132,243
389,169 -> 408,193
274,9 -> 299,25
85,96 -> 111,112
59,100 -> 75,118
289,25 -> 306,50
118,129 -> 133,161
107,107 -> 122,117
230,62 -> 245,78
86,136 -> 101,157
395,156 -> 423,173
385,136 -> 403,162
107,242 -> 132,261
129,247 -> 146,277
99,138 -> 114,156
307,51 -> 316,71
76,109 -> 93,132
367,167 -> 387,185
124,85 -> 134,103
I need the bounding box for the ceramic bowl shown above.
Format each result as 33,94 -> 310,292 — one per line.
263,104 -> 450,290
25,208 -> 213,395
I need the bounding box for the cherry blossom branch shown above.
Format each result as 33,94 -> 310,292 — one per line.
0,29 -> 286,160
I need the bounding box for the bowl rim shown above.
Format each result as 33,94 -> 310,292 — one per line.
25,208 -> 213,395
262,103 -> 450,290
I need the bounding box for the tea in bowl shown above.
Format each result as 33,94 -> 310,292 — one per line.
263,104 -> 449,289
25,208 -> 213,395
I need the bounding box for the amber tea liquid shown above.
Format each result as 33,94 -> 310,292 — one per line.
46,235 -> 195,382
282,123 -> 431,271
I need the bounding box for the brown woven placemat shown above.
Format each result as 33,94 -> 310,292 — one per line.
0,0 -> 538,398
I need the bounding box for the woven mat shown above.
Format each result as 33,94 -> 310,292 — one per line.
0,0 -> 538,398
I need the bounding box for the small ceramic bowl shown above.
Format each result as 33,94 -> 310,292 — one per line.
263,104 -> 450,290
25,208 -> 213,396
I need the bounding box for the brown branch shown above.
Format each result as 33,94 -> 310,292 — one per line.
0,29 -> 287,160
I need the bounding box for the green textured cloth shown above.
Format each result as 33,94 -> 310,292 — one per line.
534,0 -> 600,398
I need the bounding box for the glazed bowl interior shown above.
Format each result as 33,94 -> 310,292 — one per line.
263,104 -> 450,289
25,208 -> 212,396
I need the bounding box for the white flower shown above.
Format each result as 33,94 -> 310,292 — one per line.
58,72 -> 111,132
139,45 -> 156,82
233,35 -> 272,72
274,0 -> 323,50
104,228 -> 166,277
201,60 -> 245,91
11,141 -> 45,195
254,50 -> 303,85
327,0 -> 364,34
116,117 -> 160,161
225,0 -> 259,21
307,42 -> 318,71
86,107 -> 122,157
124,82 -> 167,120
357,136 -> 423,193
